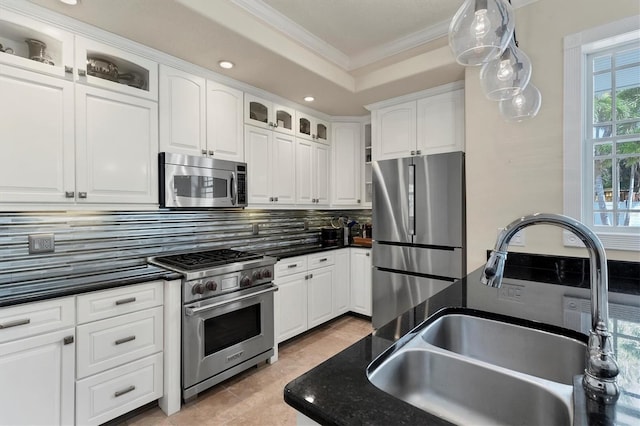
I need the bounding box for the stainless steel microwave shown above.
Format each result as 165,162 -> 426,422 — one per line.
159,152 -> 247,208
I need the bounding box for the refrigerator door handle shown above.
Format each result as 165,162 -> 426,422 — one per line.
408,164 -> 416,236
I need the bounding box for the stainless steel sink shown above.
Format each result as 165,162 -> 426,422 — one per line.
368,348 -> 573,426
420,313 -> 586,385
367,309 -> 588,425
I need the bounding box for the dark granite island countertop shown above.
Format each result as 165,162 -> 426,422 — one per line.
284,263 -> 640,425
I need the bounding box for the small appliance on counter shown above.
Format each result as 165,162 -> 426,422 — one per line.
321,227 -> 340,247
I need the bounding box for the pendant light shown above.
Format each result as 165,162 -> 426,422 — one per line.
498,83 -> 542,121
480,37 -> 532,100
448,0 -> 515,66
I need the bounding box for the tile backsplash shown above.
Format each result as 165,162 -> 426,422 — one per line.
0,209 -> 371,285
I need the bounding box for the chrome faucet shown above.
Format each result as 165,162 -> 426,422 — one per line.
482,213 -> 619,403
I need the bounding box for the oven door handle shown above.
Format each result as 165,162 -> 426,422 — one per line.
184,286 -> 278,316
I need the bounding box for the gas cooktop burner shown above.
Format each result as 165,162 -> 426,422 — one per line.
155,248 -> 263,271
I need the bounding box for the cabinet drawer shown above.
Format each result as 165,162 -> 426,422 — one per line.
76,352 -> 163,426
308,252 -> 335,269
77,281 -> 163,324
275,256 -> 308,278
76,306 -> 163,378
0,297 -> 75,344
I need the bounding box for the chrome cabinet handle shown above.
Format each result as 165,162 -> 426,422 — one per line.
274,197 -> 278,202
269,197 -> 274,202
65,191 -> 75,198
63,335 -> 74,345
366,252 -> 370,257
410,150 -> 416,155
78,69 -> 86,77
208,150 -> 214,156
78,192 -> 87,199
416,150 -> 422,155
319,258 -> 328,262
287,264 -> 297,268
0,318 -> 30,329
115,335 -> 136,345
357,199 -> 361,203
115,297 -> 136,305
202,149 -> 207,155
309,273 -> 313,279
64,66 -> 73,74
114,385 -> 135,398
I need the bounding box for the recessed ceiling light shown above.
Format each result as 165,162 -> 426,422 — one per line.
304,96 -> 315,102
59,0 -> 78,4
218,60 -> 234,69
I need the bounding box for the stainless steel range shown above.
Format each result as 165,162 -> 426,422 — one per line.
150,248 -> 277,401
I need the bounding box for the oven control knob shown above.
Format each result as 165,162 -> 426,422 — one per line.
252,270 -> 262,281
240,275 -> 251,288
261,269 -> 272,279
205,280 -> 217,291
192,283 -> 205,295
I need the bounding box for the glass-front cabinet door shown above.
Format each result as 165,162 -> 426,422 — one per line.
274,105 -> 295,135
75,36 -> 158,101
0,8 -> 74,78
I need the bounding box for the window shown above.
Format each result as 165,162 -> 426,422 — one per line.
564,16 -> 640,251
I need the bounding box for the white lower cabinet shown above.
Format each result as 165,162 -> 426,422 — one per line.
332,248 -> 350,316
0,297 -> 76,426
75,281 -> 164,425
0,327 -> 76,426
275,252 -> 340,343
76,352 -> 163,426
350,248 -> 372,316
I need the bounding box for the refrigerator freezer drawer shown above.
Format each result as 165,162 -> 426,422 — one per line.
372,243 -> 464,279
372,268 -> 454,329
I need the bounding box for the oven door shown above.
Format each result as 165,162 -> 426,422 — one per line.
182,284 -> 276,390
163,163 -> 238,208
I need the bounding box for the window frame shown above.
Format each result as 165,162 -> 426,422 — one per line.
563,16 -> 640,251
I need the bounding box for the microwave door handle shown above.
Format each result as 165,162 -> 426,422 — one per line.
230,172 -> 237,205
408,164 -> 415,237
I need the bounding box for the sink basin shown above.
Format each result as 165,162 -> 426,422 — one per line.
368,348 -> 573,426
367,308 -> 588,425
420,312 -> 586,385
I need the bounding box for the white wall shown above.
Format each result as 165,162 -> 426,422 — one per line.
465,0 -> 640,270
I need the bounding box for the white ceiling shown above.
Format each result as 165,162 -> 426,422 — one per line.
26,0 -> 532,116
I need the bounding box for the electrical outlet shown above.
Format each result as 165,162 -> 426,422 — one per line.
28,234 -> 55,254
252,223 -> 259,235
497,228 -> 525,246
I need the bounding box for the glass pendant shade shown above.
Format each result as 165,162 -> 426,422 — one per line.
480,39 -> 532,101
448,0 -> 515,66
499,83 -> 542,121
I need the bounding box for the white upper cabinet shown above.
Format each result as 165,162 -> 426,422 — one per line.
159,65 -> 206,157
245,126 -> 296,206
0,8 -> 74,79
75,36 -> 158,101
0,65 -> 75,203
372,101 -> 416,161
296,139 -> 329,207
75,85 -> 158,205
245,93 -> 296,136
371,84 -> 465,161
159,65 -> 244,162
206,80 -> 244,162
297,111 -> 330,144
416,88 -> 465,155
331,122 -> 362,206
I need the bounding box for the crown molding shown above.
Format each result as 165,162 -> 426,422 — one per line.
230,0 -> 350,69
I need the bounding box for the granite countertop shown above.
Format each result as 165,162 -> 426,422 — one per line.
0,265 -> 181,307
284,266 -> 640,425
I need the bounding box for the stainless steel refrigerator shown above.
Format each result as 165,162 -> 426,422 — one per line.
372,151 -> 466,328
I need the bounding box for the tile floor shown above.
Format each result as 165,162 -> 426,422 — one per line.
124,315 -> 372,426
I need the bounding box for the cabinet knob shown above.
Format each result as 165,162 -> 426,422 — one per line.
416,150 -> 422,155
64,66 -> 73,74
269,197 -> 274,202
78,192 -> 87,199
411,150 -> 416,155
366,252 -> 370,257
208,150 -> 214,156
65,191 -> 75,198
357,199 -> 361,203
202,149 -> 207,155
78,69 -> 87,77
274,197 -> 279,202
